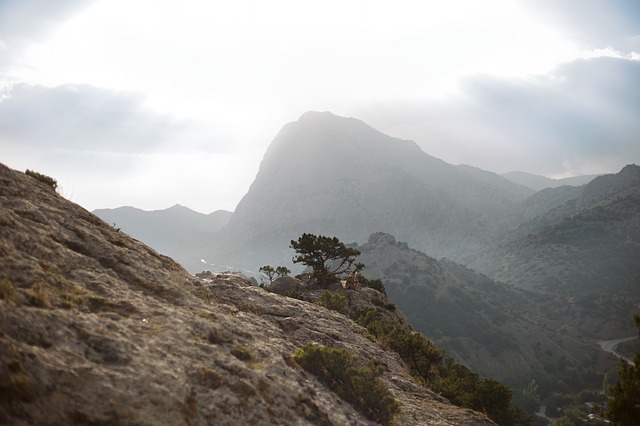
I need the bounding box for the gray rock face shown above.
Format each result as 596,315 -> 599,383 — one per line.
0,163 -> 493,425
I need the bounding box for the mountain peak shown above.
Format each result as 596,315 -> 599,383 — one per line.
578,163 -> 640,208
203,113 -> 533,273
167,203 -> 189,210
298,110 -> 341,121
619,163 -> 639,177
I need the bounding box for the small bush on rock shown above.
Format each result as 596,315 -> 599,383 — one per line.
284,289 -> 304,300
355,308 -> 442,383
25,169 -> 57,190
293,342 -> 399,425
316,290 -> 348,314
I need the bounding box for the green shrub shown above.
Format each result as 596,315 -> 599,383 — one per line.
431,356 -> 532,425
360,276 -> 387,295
372,298 -> 396,311
25,169 -> 57,190
284,289 -> 304,300
293,342 -> 399,424
385,327 -> 443,383
354,308 -> 443,383
316,290 -> 348,314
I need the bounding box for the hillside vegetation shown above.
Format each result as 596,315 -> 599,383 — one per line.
354,233 -> 620,408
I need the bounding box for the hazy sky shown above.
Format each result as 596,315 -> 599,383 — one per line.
1,0 -> 639,213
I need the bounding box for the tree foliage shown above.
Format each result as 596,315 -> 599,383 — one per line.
521,379 -> 540,415
605,314 -> 640,425
290,233 -> 362,286
258,265 -> 290,286
359,276 -> 387,295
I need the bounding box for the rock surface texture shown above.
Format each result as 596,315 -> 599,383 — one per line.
0,163 -> 493,425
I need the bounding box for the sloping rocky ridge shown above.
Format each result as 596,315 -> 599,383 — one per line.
174,111 -> 533,273
0,163 -> 493,425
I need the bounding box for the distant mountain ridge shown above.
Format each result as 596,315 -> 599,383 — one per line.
355,233 -> 623,390
501,170 -> 600,191
93,204 -> 232,257
486,165 -> 640,296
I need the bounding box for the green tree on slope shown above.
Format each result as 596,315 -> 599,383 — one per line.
605,314 -> 640,425
290,233 -> 362,286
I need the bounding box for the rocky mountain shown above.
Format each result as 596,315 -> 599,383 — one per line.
501,171 -> 600,191
509,185 -> 584,226
354,233 -> 621,395
176,111 -> 533,273
479,165 -> 640,297
456,165 -> 534,200
93,204 -> 232,257
0,163 -> 495,425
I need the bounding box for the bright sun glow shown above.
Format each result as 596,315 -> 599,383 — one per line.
22,0 -> 581,117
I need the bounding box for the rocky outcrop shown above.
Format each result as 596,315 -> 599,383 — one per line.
0,163 -> 493,425
268,275 -> 305,295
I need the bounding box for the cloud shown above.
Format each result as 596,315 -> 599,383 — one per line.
523,0 -> 640,52
462,58 -> 640,161
0,81 -> 255,212
0,0 -> 96,72
357,57 -> 640,177
0,80 -> 246,212
0,83 -> 231,154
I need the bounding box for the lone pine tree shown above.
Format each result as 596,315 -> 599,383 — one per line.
290,233 -> 362,286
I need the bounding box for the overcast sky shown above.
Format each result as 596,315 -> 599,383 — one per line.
1,0 -> 639,213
